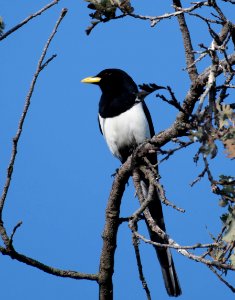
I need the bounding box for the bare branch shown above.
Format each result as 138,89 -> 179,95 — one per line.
208,265 -> 235,292
131,215 -> 235,271
99,163 -> 131,300
0,8 -> 67,219
222,0 -> 235,3
128,2 -> 207,27
132,234 -> 151,300
40,54 -> 57,70
172,0 -> 199,81
209,0 -> 227,22
0,0 -> 60,41
190,166 -> 207,186
158,141 -> 194,166
0,7 -> 99,285
9,221 -> 23,245
86,1 -> 208,35
156,86 -> 185,113
133,230 -> 220,250
0,246 -> 98,281
2,2 -> 235,296
134,52 -> 235,163
139,165 -> 185,213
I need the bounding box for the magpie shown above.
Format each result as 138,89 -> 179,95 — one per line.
81,69 -> 181,297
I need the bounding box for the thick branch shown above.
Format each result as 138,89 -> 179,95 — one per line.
98,163 -> 131,300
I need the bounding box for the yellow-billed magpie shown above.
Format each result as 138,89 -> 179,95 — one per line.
81,69 -> 181,297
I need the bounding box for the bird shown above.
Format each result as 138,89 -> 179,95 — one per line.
81,68 -> 182,297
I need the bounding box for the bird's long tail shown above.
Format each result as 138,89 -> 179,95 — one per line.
140,179 -> 182,297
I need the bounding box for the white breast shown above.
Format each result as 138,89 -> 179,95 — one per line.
98,103 -> 151,161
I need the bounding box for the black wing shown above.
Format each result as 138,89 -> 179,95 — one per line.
142,101 -> 155,137
98,115 -> 103,135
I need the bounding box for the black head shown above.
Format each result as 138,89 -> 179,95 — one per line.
95,69 -> 138,96
81,69 -> 138,118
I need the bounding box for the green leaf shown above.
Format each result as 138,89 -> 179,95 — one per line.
216,103 -> 235,129
230,253 -> 235,266
223,209 -> 235,243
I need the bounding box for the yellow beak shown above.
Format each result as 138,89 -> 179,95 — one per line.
81,76 -> 101,84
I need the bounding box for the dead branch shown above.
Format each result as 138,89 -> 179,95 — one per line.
0,8 -> 67,219
0,0 -> 60,41
132,233 -> 151,300
0,246 -> 98,281
98,163 -> 131,300
173,0 -> 199,81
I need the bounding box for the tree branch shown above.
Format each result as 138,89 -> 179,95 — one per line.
0,8 -> 99,285
173,0 -> 199,81
0,245 -> 98,281
132,233 -> 151,300
98,163 -> 131,300
208,265 -> 235,293
0,0 -> 60,41
0,8 -> 67,219
86,1 -> 208,35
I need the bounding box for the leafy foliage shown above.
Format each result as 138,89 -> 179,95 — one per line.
216,104 -> 235,158
218,175 -> 235,206
84,0 -> 134,34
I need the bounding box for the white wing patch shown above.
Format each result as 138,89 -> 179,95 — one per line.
98,103 -> 151,160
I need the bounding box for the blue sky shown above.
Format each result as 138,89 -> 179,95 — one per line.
0,1 -> 234,299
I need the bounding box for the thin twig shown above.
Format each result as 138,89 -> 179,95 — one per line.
86,1 -> 208,34
0,0 -> 60,41
173,0 -> 199,81
184,51 -> 208,71
203,156 -> 214,183
222,0 -> 235,3
130,180 -> 156,225
133,230 -> 220,250
196,47 -> 218,114
188,12 -> 223,24
9,221 -> 23,245
208,265 -> 235,292
0,7 -> 99,284
0,8 -> 67,218
158,141 -> 194,166
0,246 -> 98,281
132,211 -> 235,271
216,73 -> 235,105
156,86 -> 185,113
132,234 -> 151,300
210,0 -> 227,22
190,166 -> 207,186
139,165 -> 185,213
128,2 -> 207,27
40,54 -> 57,70
129,175 -> 235,272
